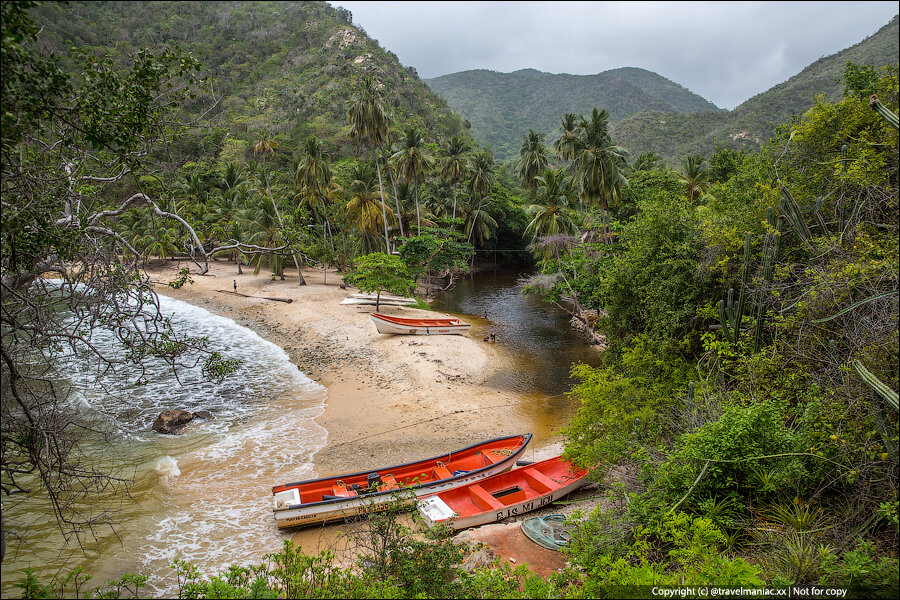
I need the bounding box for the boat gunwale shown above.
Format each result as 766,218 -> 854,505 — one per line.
273,433 -> 532,509
370,312 -> 469,328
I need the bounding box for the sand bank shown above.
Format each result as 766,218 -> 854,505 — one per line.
149,261 -> 569,476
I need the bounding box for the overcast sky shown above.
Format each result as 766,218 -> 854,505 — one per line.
330,1 -> 898,110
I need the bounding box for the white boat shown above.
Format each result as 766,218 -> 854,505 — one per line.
340,294 -> 417,306
348,293 -> 416,302
369,312 -> 471,335
272,434 -> 532,529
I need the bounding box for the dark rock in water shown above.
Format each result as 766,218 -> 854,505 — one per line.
192,410 -> 214,420
151,409 -> 194,434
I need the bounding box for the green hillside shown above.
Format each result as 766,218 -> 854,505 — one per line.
30,0 -> 475,170
614,15 -> 899,164
425,67 -> 721,162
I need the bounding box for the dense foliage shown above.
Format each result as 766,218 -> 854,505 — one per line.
28,1 -> 477,171
557,64 -> 899,596
3,1 -> 898,597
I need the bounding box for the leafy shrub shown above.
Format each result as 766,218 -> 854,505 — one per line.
635,400 -> 811,522
569,511 -> 764,595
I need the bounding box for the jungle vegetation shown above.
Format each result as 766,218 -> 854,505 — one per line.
2,1 -> 897,598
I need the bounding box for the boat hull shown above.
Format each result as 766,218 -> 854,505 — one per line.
417,456 -> 588,530
273,434 -> 531,529
369,313 -> 471,335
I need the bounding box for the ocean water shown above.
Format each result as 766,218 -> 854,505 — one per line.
0,294 -> 328,597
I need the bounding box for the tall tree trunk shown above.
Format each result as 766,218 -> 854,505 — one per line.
452,186 -> 458,222
371,144 -> 391,253
382,146 -> 404,238
415,179 -> 421,235
262,155 -> 306,285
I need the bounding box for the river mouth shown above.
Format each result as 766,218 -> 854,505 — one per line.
429,266 -> 605,398
1,268 -> 602,596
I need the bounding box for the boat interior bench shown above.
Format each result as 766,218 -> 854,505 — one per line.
377,474 -> 399,491
522,469 -> 556,494
432,465 -> 453,480
468,484 -> 505,510
480,450 -> 506,466
331,482 -> 358,498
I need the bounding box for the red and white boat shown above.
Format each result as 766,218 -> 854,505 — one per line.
370,312 -> 471,335
272,434 -> 531,529
417,455 -> 588,530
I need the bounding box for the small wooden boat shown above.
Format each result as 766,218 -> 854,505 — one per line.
272,434 -> 532,529
417,455 -> 588,530
370,312 -> 471,335
347,293 -> 416,302
340,295 -> 416,306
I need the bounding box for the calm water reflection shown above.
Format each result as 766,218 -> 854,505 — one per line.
430,267 -> 604,398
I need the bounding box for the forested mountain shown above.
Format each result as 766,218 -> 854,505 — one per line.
29,1 -> 474,170
610,15 -> 899,164
425,67 -> 721,162
426,16 -> 898,166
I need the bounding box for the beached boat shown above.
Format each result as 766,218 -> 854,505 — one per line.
417,455 -> 588,530
340,295 -> 417,306
340,297 -> 415,306
370,312 -> 471,335
347,293 -> 416,302
272,434 -> 532,529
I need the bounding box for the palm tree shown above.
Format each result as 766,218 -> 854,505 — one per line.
466,151 -> 495,244
348,75 -> 392,251
680,154 -> 711,203
554,113 -> 579,162
294,136 -> 335,220
253,129 -> 307,284
345,162 -> 395,253
390,125 -> 433,235
571,108 -> 629,243
424,181 -> 456,221
210,181 -> 249,273
440,136 -> 470,222
630,152 -> 663,173
516,130 -> 550,192
523,169 -> 579,250
380,129 -> 404,238
239,194 -> 286,277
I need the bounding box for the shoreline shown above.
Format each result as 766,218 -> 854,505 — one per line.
149,261 -> 570,478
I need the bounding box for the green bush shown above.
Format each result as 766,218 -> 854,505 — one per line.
635,400 -> 810,522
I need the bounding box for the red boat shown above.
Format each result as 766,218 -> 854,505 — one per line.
272,434 -> 531,528
417,455 -> 588,530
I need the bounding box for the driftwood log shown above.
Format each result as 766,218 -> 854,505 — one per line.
217,290 -> 293,303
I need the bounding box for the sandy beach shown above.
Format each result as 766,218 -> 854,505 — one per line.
143,259 -> 605,574
149,260 -> 571,476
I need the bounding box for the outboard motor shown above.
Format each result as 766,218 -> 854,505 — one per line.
366,472 -> 382,490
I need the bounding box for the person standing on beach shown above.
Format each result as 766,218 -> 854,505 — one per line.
233,280 -> 237,292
